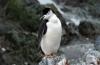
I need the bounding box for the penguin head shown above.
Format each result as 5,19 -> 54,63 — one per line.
42,7 -> 51,15
41,7 -> 54,20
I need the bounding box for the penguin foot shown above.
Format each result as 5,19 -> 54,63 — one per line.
45,53 -> 56,58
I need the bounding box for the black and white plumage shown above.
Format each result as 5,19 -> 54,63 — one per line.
38,7 -> 62,56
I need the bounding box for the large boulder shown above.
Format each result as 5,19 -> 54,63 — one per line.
78,21 -> 95,38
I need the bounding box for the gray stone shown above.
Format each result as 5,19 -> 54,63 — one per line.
39,55 -> 67,65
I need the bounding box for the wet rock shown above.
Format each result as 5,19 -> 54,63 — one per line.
78,21 -> 95,38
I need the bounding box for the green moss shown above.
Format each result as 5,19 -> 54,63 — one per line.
6,0 -> 44,32
5,30 -> 41,64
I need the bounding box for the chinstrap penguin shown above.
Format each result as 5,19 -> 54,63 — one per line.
38,7 -> 62,57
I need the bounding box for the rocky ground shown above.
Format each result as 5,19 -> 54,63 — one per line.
0,0 -> 100,65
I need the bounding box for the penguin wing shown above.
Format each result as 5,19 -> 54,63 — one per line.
38,19 -> 48,42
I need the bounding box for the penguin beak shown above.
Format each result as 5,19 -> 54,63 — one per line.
40,15 -> 45,20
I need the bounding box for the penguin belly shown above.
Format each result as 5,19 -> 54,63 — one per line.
40,21 -> 62,55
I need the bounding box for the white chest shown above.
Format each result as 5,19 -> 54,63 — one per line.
46,18 -> 62,36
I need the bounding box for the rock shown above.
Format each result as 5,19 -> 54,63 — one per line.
89,2 -> 100,17
53,0 -> 88,7
67,22 -> 77,34
85,49 -> 100,59
61,22 -> 79,46
62,47 -> 100,65
60,43 -> 95,60
85,54 -> 98,65
67,22 -> 79,37
78,21 -> 95,38
84,49 -> 100,65
39,55 -> 68,65
94,35 -> 100,52
1,48 -> 6,52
